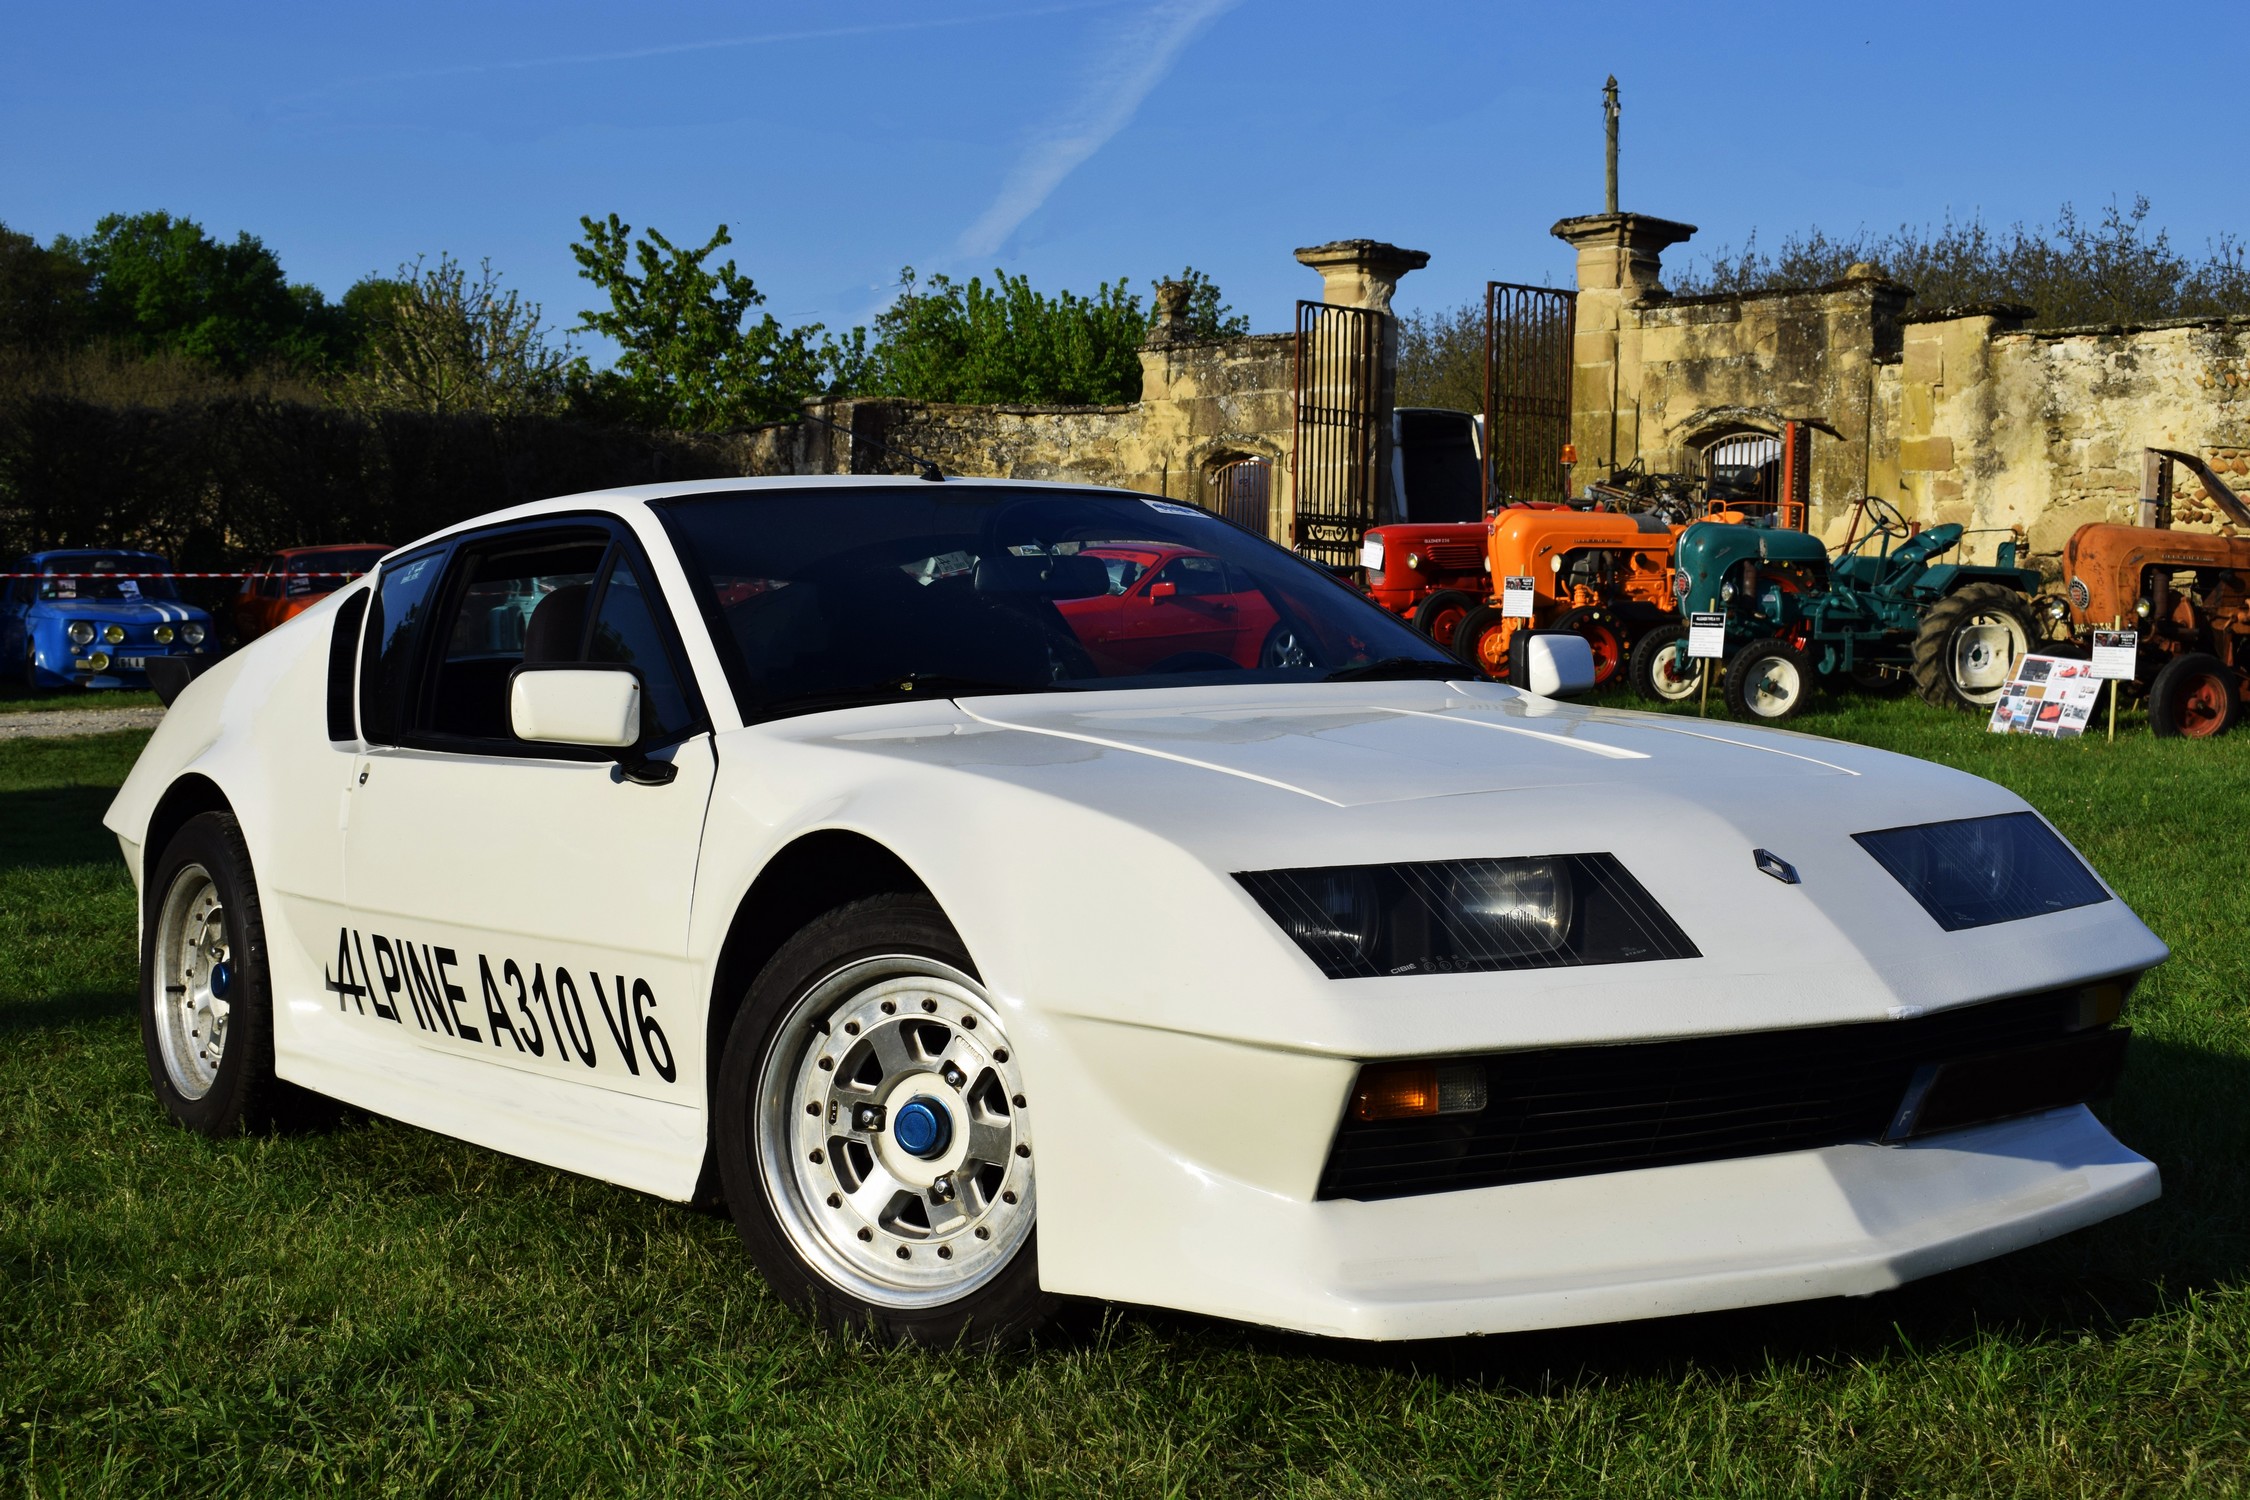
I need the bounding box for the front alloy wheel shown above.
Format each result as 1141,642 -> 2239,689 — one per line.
716,894 -> 1060,1346
758,956 -> 1034,1310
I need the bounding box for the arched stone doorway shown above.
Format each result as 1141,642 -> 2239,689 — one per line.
1699,429 -> 1782,509
1204,454 -> 1273,534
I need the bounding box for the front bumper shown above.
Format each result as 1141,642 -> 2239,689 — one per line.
1034,1006 -> 2156,1338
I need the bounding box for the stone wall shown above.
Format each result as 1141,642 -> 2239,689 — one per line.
736,332 -> 1299,542
1562,212 -> 2250,571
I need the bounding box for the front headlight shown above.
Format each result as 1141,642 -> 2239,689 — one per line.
102,623 -> 125,645
1235,854 -> 1696,979
67,620 -> 94,647
182,622 -> 207,646
153,625 -> 175,644
1854,812 -> 2111,931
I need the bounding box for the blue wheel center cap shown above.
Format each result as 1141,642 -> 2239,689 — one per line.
891,1096 -> 951,1158
210,961 -> 232,999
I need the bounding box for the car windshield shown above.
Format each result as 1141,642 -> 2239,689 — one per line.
656,486 -> 1462,721
36,557 -> 179,601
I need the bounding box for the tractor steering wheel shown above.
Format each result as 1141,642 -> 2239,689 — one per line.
1862,496 -> 1912,538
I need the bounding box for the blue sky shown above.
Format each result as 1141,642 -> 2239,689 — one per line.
6,0 -> 2246,351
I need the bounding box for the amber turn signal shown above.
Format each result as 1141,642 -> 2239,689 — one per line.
1350,1061 -> 1488,1122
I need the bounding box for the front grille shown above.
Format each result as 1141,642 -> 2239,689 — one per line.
1424,540 -> 1484,573
1318,990 -> 2123,1201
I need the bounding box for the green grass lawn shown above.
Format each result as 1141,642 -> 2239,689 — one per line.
3,705 -> 2247,1497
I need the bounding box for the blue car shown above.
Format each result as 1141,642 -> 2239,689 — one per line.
2,549 -> 216,690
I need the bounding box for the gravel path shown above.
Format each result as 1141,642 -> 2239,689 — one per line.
0,705 -> 166,740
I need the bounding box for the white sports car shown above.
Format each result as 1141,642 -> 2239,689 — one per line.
107,477 -> 2163,1345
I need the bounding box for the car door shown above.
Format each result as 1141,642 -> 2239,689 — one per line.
1116,553 -> 1240,668
336,517 -> 717,1123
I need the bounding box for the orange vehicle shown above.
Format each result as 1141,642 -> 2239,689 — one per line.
2060,448 -> 2250,737
233,544 -> 388,642
1451,509 -> 1683,685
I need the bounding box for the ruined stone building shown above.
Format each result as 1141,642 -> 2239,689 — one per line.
742,209 -> 2250,572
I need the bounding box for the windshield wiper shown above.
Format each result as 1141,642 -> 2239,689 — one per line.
1323,656 -> 1466,683
754,673 -> 1050,719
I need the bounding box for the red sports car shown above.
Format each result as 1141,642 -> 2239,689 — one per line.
1057,544 -> 1289,672
233,545 -> 388,642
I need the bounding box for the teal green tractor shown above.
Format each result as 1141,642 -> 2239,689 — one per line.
1630,497 -> 2046,721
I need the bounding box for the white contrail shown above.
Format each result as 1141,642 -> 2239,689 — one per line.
954,0 -> 1243,260
286,2 -> 1122,101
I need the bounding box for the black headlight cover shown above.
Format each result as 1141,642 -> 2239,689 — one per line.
1853,811 -> 2110,931
1234,854 -> 1698,980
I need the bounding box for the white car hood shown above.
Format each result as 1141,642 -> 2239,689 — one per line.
950,679 -> 1859,807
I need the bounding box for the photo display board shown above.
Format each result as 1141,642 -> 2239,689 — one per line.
1987,654 -> 2104,738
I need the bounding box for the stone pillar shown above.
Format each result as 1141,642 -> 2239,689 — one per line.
1549,212 -> 1695,479
1291,239 -> 1429,526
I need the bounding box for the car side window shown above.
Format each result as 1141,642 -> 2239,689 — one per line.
1155,555 -> 1229,597
586,554 -> 698,744
423,534 -> 607,743
359,548 -> 447,746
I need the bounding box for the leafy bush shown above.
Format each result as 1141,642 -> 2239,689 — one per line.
1669,197 -> 2250,327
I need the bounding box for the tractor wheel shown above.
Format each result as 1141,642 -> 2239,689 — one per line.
1724,639 -> 1814,722
1551,605 -> 1627,689
1453,605 -> 1515,679
1411,590 -> 1481,655
1629,623 -> 1702,703
2147,652 -> 2240,739
1912,583 -> 2036,710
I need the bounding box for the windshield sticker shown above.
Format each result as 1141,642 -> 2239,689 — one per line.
118,579 -> 140,598
1143,499 -> 1205,518
324,926 -> 679,1085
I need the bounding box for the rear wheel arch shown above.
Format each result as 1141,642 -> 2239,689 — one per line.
705,830 -> 939,1114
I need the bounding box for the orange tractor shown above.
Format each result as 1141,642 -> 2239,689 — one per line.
1450,508 -> 1683,685
2060,448 -> 2250,737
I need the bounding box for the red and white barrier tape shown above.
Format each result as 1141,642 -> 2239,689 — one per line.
0,571 -> 368,579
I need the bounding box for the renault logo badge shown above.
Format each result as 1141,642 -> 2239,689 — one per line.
1754,849 -> 1800,884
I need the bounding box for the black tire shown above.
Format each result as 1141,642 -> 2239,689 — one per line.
1410,589 -> 1480,654
1453,603 -> 1514,678
140,811 -> 288,1135
713,893 -> 1062,1348
2147,651 -> 2240,739
1723,638 -> 1814,722
1550,604 -> 1628,689
1629,623 -> 1701,702
1912,583 -> 2036,709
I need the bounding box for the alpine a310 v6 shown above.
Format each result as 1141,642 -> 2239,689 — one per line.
107,478 -> 2162,1345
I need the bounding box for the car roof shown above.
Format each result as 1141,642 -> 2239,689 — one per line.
378,475 -> 1162,564
19,548 -> 168,565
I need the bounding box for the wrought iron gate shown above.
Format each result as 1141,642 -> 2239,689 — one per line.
1484,282 -> 1576,505
1206,456 -> 1272,534
1291,300 -> 1383,568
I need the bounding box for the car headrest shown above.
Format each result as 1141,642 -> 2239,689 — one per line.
972,552 -> 1109,600
522,583 -> 590,664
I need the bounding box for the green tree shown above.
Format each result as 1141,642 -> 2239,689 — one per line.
568,215 -> 829,429
0,223 -> 90,351
856,266 -> 1148,405
1396,301 -> 1486,414
70,211 -> 323,372
1156,265 -> 1249,340
339,256 -> 566,417
1669,197 -> 2250,327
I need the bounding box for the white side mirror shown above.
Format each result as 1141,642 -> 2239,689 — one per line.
510,667 -> 641,749
1523,633 -> 1596,698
